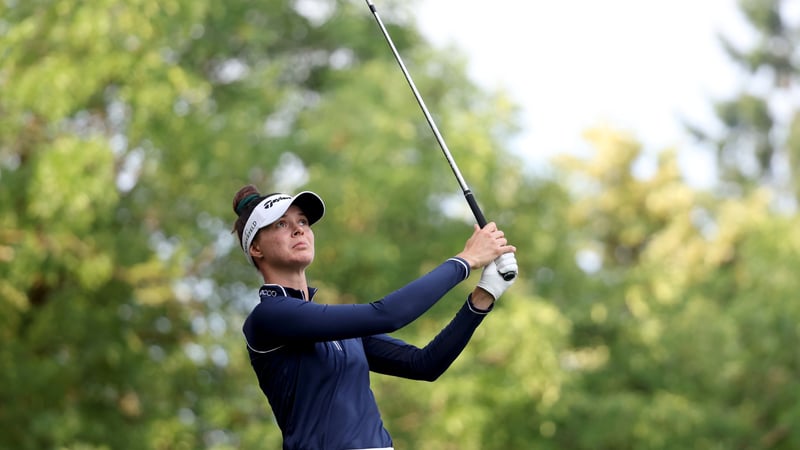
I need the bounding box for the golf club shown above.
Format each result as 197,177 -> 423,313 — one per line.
365,0 -> 516,281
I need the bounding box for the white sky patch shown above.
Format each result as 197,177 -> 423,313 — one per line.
416,0 -> 753,188
273,152 -> 310,192
576,248 -> 602,274
294,0 -> 336,26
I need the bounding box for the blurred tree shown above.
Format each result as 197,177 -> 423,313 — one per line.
684,0 -> 800,201
0,0 -> 560,448
549,126 -> 800,449
17,0 -> 800,449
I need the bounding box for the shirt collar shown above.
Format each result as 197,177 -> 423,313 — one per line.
258,284 -> 317,301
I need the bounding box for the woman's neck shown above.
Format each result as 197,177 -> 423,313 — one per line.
261,268 -> 309,300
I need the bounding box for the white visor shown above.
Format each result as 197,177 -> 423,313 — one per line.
241,191 -> 325,266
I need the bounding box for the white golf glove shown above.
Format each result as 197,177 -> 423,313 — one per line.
477,253 -> 518,301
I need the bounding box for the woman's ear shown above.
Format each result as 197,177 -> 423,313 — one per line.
249,243 -> 263,261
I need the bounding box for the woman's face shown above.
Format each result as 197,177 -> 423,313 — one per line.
251,205 -> 315,270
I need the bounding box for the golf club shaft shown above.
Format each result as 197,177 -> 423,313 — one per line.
366,0 -> 516,281
365,0 -> 485,226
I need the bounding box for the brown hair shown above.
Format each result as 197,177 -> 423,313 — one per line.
232,184 -> 265,247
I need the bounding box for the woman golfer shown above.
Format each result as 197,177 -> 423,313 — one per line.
232,184 -> 517,450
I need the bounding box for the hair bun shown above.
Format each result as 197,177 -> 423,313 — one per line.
232,185 -> 262,216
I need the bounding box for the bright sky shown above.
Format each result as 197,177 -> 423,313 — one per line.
415,0 -> 753,187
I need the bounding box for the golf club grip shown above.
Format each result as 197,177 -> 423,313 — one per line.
464,190 -> 487,228
465,191 -> 516,281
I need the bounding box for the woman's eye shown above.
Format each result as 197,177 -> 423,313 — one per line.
299,219 -> 308,226
275,221 -> 287,228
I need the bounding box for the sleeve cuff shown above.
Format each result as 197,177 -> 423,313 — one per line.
467,294 -> 493,315
447,256 -> 471,280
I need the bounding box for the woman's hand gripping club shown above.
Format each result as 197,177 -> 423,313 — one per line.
457,222 -> 518,300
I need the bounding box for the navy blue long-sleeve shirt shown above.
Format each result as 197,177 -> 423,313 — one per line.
242,257 -> 493,450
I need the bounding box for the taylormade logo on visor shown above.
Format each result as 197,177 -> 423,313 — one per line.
262,195 -> 291,210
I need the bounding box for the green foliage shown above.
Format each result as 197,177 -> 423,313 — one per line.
0,0 -> 548,448
549,125 -> 800,449
4,0 -> 800,449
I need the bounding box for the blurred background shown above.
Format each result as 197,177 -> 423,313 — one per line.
1,0 -> 799,448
